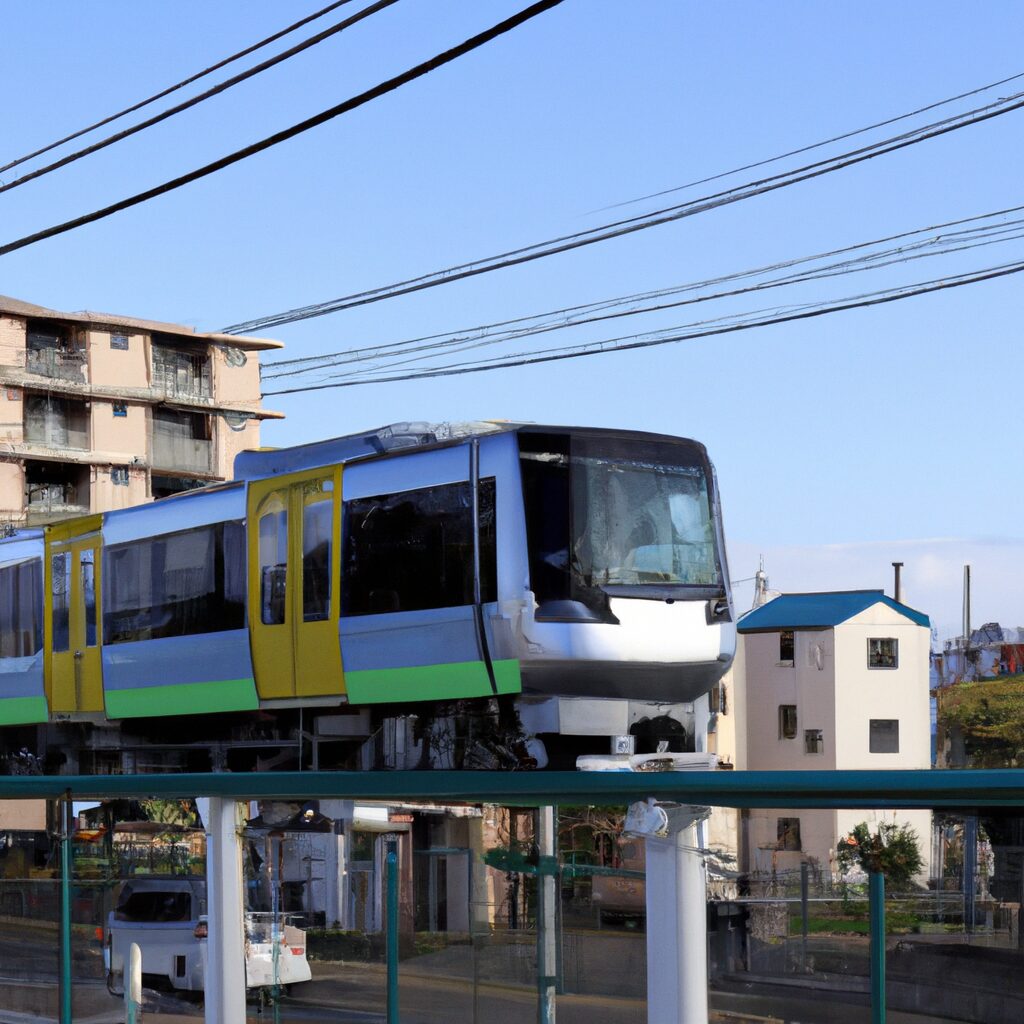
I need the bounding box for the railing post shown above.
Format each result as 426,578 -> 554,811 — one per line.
59,791 -> 73,1024
386,836 -> 399,1024
125,942 -> 142,1024
536,805 -> 557,1024
870,871 -> 886,1024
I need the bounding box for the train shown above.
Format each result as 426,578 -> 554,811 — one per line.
0,421 -> 735,772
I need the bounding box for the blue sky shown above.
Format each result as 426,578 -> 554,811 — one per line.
2,1 -> 1022,639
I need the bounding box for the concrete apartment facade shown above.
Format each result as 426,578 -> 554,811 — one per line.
738,591 -> 933,881
0,295 -> 282,525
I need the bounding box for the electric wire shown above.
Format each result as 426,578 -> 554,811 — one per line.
593,69 -> 1024,213
262,258 -> 1024,393
223,85 -> 1024,334
0,0 -> 566,261
0,0 -> 361,177
261,205 -> 1024,380
300,225 -> 1024,382
0,0 -> 399,197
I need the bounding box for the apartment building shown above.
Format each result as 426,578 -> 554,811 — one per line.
738,590 -> 933,879
0,294 -> 282,524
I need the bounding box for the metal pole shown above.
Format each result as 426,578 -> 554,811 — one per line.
59,792 -> 73,1024
869,871 -> 886,1024
536,806 -> 557,1024
201,797 -> 247,1024
800,862 -> 809,971
125,942 -> 142,1024
386,837 -> 399,1024
964,816 -> 977,936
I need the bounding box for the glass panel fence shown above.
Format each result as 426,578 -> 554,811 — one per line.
3,797 -> 1024,1022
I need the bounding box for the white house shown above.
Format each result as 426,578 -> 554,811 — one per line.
737,590 -> 932,881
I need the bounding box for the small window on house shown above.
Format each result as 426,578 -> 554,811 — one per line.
111,467 -> 129,486
110,334 -> 129,351
112,401 -> 127,417
777,817 -> 801,851
779,629 -> 794,662
869,719 -> 900,753
805,728 -> 823,754
778,704 -> 797,740
868,637 -> 898,668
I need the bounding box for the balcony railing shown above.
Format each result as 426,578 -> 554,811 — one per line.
26,347 -> 88,383
151,435 -> 213,474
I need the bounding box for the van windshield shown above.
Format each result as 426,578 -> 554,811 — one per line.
114,889 -> 193,922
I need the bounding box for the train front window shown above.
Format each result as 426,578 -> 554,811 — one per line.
520,432 -> 720,614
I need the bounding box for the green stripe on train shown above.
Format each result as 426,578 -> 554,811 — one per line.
105,678 -> 260,719
345,658 -> 521,704
0,695 -> 49,725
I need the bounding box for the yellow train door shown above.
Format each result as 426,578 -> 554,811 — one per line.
46,517 -> 104,714
248,468 -> 343,701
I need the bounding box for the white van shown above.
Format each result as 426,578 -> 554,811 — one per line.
105,878 -> 206,993
105,879 -> 312,994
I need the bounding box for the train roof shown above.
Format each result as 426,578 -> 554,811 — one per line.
233,421 -> 710,480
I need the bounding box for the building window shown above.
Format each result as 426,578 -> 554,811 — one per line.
779,629 -> 794,663
778,704 -> 797,740
868,637 -> 898,668
112,401 -> 127,417
869,719 -> 900,753
777,817 -> 801,851
342,479 -> 497,616
151,335 -> 211,399
110,333 -> 129,351
804,728 -> 823,754
111,467 -> 129,486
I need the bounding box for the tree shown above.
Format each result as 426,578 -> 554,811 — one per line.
837,821 -> 923,890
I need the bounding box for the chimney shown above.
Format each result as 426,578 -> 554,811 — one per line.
891,562 -> 903,604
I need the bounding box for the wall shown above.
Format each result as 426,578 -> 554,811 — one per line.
215,416 -> 261,479
86,327 -> 148,387
0,799 -> 45,830
0,463 -> 23,519
90,399 -> 147,458
742,629 -> 838,772
91,465 -> 148,512
832,609 -> 931,771
0,386 -> 24,446
0,316 -> 25,368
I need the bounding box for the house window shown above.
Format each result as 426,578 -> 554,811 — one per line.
111,467 -> 129,486
804,728 -> 823,754
777,817 -> 801,851
868,637 -> 898,668
110,333 -> 129,351
779,629 -> 794,663
869,719 -> 900,753
112,401 -> 127,417
778,704 -> 797,740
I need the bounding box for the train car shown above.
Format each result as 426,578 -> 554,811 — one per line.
0,421 -> 735,772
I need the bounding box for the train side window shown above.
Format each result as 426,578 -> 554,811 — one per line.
51,553 -> 71,653
303,498 -> 332,622
259,509 -> 288,625
342,479 -> 496,616
81,550 -> 97,647
0,559 -> 43,658
103,522 -> 245,644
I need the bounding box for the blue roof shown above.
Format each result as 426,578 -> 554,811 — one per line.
738,590 -> 930,632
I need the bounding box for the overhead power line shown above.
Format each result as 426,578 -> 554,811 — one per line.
0,0 -> 399,197
0,0 -> 360,178
0,0 -> 566,260
261,204 -> 1024,380
223,81 -> 1024,334
262,258 -> 1024,393
594,68 -> 1024,214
